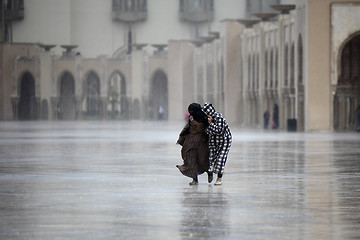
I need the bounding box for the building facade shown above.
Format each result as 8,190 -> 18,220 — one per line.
190,0 -> 360,131
10,0 -> 245,58
1,0 -> 360,132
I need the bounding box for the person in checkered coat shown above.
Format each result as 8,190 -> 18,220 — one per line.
202,102 -> 232,185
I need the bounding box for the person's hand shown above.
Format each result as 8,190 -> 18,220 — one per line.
189,115 -> 194,122
208,116 -> 212,123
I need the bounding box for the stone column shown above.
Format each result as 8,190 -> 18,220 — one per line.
10,97 -> 19,120
50,97 -> 59,120
100,97 -> 108,120
75,97 -> 82,120
35,97 -> 41,120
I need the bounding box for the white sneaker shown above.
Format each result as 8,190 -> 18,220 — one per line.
214,179 -> 222,186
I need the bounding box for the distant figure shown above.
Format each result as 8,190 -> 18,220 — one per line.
356,105 -> 360,132
176,103 -> 210,185
158,105 -> 164,120
202,102 -> 232,186
272,104 -> 279,129
263,109 -> 270,129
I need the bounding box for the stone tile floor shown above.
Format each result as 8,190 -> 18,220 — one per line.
0,121 -> 359,239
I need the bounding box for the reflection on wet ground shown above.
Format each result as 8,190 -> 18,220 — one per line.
0,121 -> 359,239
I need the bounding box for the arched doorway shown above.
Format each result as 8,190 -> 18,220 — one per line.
150,70 -> 168,120
108,72 -> 127,119
59,72 -> 76,120
18,72 -> 38,120
83,71 -> 101,119
334,34 -> 360,131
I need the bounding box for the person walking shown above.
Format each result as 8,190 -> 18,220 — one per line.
176,103 -> 210,185
202,102 -> 232,185
158,105 -> 164,120
356,105 -> 360,132
263,109 -> 270,129
272,104 -> 279,129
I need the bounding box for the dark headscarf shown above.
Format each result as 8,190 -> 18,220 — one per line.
188,103 -> 209,127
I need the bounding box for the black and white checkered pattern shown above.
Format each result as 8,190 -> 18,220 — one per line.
202,102 -> 232,175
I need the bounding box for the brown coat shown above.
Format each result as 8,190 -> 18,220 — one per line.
176,120 -> 209,179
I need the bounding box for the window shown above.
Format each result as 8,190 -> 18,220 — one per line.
112,0 -> 117,11
180,0 -> 184,12
143,0 -> 147,11
113,0 -> 147,22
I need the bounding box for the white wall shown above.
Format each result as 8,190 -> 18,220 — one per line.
213,0 -> 245,29
70,0 -> 115,58
12,0 -> 246,58
12,0 -> 71,54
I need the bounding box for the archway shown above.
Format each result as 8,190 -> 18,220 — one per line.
150,70 -> 168,120
18,72 -> 38,120
108,72 -> 127,119
83,71 -> 101,119
59,72 -> 76,120
334,33 -> 360,131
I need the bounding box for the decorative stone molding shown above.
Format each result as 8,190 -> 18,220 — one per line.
38,44 -> 56,52
60,45 -> 78,56
236,19 -> 260,28
252,12 -> 278,22
271,5 -> 296,15
132,44 -> 147,50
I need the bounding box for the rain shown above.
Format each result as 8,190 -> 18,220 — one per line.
0,122 -> 360,239
1,0 -> 360,239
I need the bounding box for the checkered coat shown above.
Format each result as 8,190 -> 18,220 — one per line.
202,102 -> 232,175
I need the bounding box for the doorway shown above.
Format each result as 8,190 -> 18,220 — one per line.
18,72 -> 38,120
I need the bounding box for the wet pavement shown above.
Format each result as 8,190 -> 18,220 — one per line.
0,121 -> 359,240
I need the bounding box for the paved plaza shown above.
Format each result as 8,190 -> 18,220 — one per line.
0,121 -> 359,239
